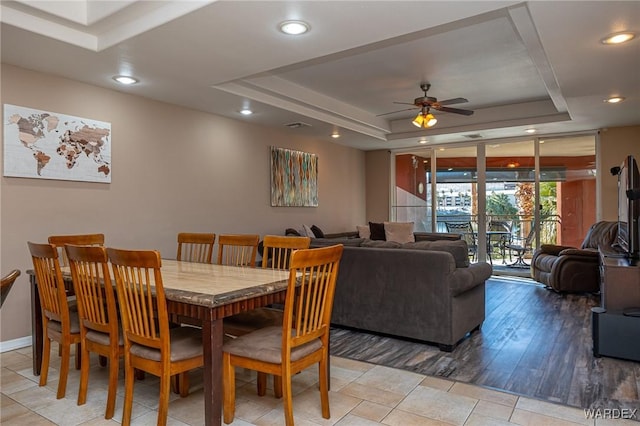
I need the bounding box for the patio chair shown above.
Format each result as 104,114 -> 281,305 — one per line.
445,221 -> 478,261
505,224 -> 536,268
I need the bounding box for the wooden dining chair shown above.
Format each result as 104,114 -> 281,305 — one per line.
225,235 -> 311,396
107,248 -> 204,426
261,235 -> 311,269
222,244 -> 344,425
48,234 -> 105,267
27,241 -> 81,399
217,234 -> 259,267
65,244 -> 122,419
1,269 -> 21,308
223,235 -> 311,338
176,232 -> 216,263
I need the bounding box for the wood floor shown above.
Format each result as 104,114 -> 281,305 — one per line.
330,276 -> 640,413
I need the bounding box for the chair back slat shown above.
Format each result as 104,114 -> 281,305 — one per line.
261,235 -> 311,269
28,242 -> 69,325
218,234 -> 259,267
66,245 -> 117,335
283,245 -> 343,348
48,234 -> 105,267
177,232 -> 216,263
108,248 -> 166,351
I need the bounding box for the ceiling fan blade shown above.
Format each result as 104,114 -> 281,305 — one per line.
434,105 -> 474,116
437,97 -> 468,106
377,107 -> 418,117
393,101 -> 417,106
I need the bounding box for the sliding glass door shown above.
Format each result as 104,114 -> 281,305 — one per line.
392,133 -> 596,273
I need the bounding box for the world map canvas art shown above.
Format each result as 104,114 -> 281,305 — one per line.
3,104 -> 111,183
270,146 -> 318,207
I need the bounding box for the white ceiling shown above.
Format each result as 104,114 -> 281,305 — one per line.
1,1 -> 639,151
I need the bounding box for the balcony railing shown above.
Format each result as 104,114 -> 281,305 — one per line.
435,214 -> 562,264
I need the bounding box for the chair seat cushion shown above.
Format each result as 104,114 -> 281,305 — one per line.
130,327 -> 202,362
223,326 -> 322,364
224,307 -> 283,337
47,310 -> 81,335
86,327 -> 124,346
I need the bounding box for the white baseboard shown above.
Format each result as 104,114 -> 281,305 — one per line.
0,336 -> 32,353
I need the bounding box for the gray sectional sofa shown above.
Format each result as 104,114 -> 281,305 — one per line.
311,235 -> 492,351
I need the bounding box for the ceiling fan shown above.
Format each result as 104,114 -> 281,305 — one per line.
378,83 -> 474,128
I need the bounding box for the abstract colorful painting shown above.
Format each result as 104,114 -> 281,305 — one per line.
270,146 -> 318,207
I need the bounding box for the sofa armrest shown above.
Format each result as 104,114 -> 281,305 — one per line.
449,262 -> 492,296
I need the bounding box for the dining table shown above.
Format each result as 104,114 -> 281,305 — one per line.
29,259 -> 291,426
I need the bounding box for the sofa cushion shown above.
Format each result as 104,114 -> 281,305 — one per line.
402,240 -> 470,268
300,224 -> 315,237
361,239 -> 402,248
384,221 -> 415,243
369,222 -> 386,240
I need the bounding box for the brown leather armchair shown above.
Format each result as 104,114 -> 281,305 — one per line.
531,221 -> 618,293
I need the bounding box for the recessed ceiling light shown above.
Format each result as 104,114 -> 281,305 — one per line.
113,75 -> 138,85
279,20 -> 310,35
419,139 -> 428,144
605,96 -> 625,104
525,128 -> 536,134
239,108 -> 253,115
601,31 -> 636,45
331,132 -> 340,139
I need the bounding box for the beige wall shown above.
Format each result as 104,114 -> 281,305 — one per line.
0,64 -> 366,343
365,150 -> 391,222
598,125 -> 640,221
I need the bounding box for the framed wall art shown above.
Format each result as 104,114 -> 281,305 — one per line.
3,104 -> 111,183
270,146 -> 318,207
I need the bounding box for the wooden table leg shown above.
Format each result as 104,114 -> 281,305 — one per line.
202,316 -> 223,426
30,274 -> 42,376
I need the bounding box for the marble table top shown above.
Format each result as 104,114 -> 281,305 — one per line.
159,260 -> 291,308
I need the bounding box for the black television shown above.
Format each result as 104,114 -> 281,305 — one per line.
614,155 -> 640,261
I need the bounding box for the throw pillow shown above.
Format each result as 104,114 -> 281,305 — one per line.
311,225 -> 325,238
285,228 -> 301,236
384,221 -> 415,243
300,224 -> 315,238
356,225 -> 371,239
368,222 -> 386,240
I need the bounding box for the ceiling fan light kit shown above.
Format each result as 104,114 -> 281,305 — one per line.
380,83 -> 474,128
412,109 -> 437,128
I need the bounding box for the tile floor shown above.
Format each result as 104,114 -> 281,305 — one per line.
1,345 -> 637,425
